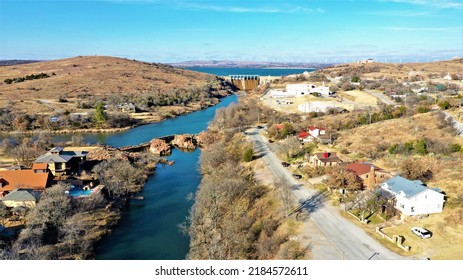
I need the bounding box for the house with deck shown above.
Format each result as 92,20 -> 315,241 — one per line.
380,176 -> 445,216
34,147 -> 87,177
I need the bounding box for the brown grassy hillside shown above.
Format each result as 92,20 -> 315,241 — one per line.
335,111 -> 463,159
318,59 -> 463,80
0,56 -> 219,99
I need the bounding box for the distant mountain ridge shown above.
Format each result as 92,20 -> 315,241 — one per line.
0,60 -> 43,67
170,60 -> 333,69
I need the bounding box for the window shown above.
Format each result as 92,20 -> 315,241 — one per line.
55,163 -> 63,170
400,203 -> 404,209
366,175 -> 369,178
411,207 -> 415,213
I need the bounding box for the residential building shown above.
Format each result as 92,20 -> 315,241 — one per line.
298,126 -> 327,143
34,147 -> 87,176
380,176 -> 445,216
1,189 -> 40,208
117,103 -> 136,113
309,152 -> 343,166
0,164 -> 52,196
344,162 -> 392,189
270,83 -> 331,98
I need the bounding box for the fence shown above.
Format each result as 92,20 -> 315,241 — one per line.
376,227 -> 410,252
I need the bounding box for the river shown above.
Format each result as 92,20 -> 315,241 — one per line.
89,95 -> 237,259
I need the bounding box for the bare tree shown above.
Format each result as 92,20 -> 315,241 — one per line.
274,177 -> 294,217
327,166 -> 363,193
92,158 -> 143,198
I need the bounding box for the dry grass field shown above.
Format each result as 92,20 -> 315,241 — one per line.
319,59 -> 463,80
338,90 -> 380,106
0,56 -> 214,98
0,56 -> 225,117
335,112 -> 463,158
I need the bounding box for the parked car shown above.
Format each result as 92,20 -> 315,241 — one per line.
411,227 -> 432,239
292,174 -> 302,179
257,125 -> 264,129
268,139 -> 274,143
281,162 -> 290,167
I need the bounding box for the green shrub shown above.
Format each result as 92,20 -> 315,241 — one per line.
242,147 -> 254,162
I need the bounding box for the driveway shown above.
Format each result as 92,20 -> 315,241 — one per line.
247,128 -> 406,260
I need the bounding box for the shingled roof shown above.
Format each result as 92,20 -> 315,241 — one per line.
345,162 -> 385,176
0,169 -> 52,193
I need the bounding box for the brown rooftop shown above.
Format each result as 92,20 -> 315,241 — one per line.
345,162 -> 384,176
0,169 -> 52,193
313,152 -> 342,162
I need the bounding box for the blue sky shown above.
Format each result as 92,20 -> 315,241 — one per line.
0,0 -> 462,62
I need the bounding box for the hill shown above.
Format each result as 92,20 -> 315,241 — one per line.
0,56 -> 234,131
318,59 -> 463,81
0,56 -> 227,99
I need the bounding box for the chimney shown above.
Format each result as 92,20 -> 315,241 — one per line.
324,152 -> 329,158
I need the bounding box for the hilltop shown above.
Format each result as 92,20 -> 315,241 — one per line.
318,58 -> 463,81
0,56 -> 234,132
0,56 -> 227,99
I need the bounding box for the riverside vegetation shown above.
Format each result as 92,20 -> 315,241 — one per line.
0,148 -> 161,260
187,99 -> 308,260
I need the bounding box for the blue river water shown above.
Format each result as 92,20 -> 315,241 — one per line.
52,95 -> 238,147
185,67 -> 314,77
95,95 -> 237,259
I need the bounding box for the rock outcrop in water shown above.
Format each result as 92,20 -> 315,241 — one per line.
149,139 -> 172,155
171,134 -> 196,150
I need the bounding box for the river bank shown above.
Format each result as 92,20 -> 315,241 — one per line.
0,95 -> 238,260
0,96 -> 229,137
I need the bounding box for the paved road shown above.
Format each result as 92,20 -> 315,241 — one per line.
365,90 -> 395,106
248,128 -> 405,260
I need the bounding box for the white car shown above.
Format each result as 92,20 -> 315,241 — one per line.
411,227 -> 432,239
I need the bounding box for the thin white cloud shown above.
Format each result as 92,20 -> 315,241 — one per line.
380,0 -> 463,9
102,0 -> 325,14
366,10 -> 435,17
383,26 -> 457,31
185,3 -> 325,14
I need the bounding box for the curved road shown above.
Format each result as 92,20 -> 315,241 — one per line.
248,128 -> 405,260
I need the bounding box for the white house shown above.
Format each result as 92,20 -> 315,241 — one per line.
286,83 -> 331,97
380,176 -> 445,216
269,83 -> 331,98
443,72 -> 452,80
298,126 -> 326,143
